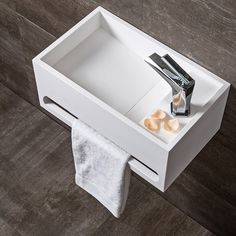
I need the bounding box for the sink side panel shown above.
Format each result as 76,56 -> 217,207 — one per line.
165,87 -> 230,190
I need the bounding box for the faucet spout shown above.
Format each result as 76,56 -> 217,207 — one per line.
145,53 -> 195,116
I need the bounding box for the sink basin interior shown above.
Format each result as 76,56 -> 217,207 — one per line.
53,27 -> 164,115
41,10 -> 224,144
43,12 -> 170,116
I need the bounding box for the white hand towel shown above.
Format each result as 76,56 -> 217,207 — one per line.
71,119 -> 131,218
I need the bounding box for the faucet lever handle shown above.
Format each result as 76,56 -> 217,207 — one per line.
145,53 -> 195,116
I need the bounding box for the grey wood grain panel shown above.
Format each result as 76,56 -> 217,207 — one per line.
0,218 -> 22,236
0,83 -> 109,235
93,176 -> 213,236
91,0 -> 144,28
0,0 -> 98,38
186,138 -> 236,206
215,87 -> 236,152
204,0 -> 236,17
0,3 -> 55,106
142,0 -> 236,86
0,83 -> 212,235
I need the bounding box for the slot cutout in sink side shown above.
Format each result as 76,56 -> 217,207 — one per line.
43,96 -> 160,183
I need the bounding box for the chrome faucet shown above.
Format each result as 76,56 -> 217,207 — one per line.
145,53 -> 195,116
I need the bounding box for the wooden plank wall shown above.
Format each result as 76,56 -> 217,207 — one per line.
0,1 -> 235,234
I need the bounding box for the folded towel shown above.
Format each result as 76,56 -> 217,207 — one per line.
71,119 -> 131,217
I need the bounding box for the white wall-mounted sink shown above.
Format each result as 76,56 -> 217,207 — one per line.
33,7 -> 230,191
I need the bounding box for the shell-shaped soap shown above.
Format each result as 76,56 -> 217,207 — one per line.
144,118 -> 161,132
151,109 -> 166,120
164,118 -> 180,132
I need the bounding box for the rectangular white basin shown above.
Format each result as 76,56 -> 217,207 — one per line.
33,7 -> 230,191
